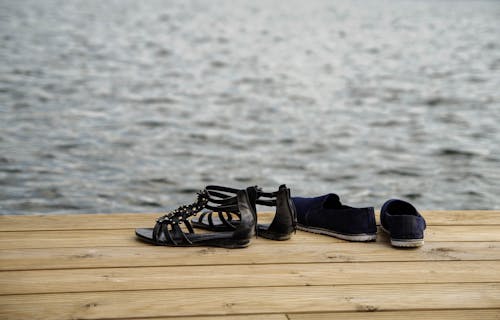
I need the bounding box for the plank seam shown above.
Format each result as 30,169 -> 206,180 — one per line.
2,281 -> 500,296
2,258 -> 500,272
285,307 -> 500,315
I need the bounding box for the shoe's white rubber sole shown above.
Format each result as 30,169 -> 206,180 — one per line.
297,224 -> 377,242
390,239 -> 424,247
379,225 -> 424,247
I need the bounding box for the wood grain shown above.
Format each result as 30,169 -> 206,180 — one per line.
1,241 -> 498,271
1,283 -> 499,320
1,261 -> 498,295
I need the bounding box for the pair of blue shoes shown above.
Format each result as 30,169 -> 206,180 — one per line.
293,194 -> 426,247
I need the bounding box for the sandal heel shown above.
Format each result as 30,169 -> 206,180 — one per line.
258,185 -> 297,241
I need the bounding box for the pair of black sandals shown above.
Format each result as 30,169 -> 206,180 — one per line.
135,185 -> 297,248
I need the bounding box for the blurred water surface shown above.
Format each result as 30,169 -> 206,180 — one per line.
1,0 -> 500,214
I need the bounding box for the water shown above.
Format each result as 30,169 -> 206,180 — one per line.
1,0 -> 500,214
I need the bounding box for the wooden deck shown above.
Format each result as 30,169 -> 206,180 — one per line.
1,211 -> 500,319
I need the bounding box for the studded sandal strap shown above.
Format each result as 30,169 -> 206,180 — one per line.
153,187 -> 243,245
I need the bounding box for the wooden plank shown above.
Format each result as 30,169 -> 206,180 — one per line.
2,225 -> 500,250
1,283 -> 499,320
0,229 -> 140,249
1,211 -> 499,232
124,310 -> 500,320
0,213 -> 158,232
1,241 -> 498,271
1,261 -> 499,295
129,316 -> 288,320
133,310 -> 500,320
421,210 -> 500,226
288,309 -> 500,320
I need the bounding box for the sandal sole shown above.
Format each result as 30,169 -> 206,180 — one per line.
135,229 -> 251,249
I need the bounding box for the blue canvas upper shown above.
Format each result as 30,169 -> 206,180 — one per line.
292,194 -> 376,235
380,199 -> 426,240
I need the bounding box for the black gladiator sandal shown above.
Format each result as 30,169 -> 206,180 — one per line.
191,185 -> 297,241
135,188 -> 256,248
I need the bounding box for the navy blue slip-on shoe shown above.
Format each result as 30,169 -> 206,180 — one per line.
292,194 -> 377,242
380,199 -> 426,247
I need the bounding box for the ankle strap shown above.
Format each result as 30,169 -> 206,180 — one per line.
205,184 -> 284,207
204,186 -> 241,212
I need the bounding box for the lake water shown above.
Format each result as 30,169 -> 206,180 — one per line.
1,0 -> 500,214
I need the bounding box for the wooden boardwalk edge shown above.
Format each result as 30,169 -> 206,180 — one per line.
1,210 -> 500,231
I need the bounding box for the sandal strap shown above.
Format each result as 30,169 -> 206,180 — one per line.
205,186 -> 239,202
204,185 -> 281,210
256,199 -> 277,206
153,187 -> 243,245
205,185 -> 241,208
191,185 -> 279,231
153,208 -> 196,245
195,210 -> 240,229
207,185 -> 278,206
218,211 -> 238,228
